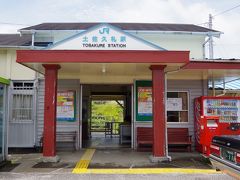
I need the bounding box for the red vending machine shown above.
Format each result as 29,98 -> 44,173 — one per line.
195,96 -> 240,156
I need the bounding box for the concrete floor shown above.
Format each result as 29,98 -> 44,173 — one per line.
0,149 -> 235,179
2,150 -> 212,171
0,172 -> 235,180
83,132 -> 131,149
89,150 -> 212,169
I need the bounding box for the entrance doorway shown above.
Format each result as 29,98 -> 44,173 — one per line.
81,84 -> 132,149
8,81 -> 36,148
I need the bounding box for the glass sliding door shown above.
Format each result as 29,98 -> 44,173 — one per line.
0,84 -> 4,161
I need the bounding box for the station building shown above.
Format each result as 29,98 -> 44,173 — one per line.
1,22 -> 240,162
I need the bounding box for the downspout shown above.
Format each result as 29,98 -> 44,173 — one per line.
165,68 -> 181,74
216,90 -> 226,97
164,66 -> 184,161
212,72 -> 216,96
165,65 -> 186,74
202,37 -> 210,59
31,30 -> 39,81
216,79 -> 226,97
164,72 -> 171,161
31,30 -> 36,49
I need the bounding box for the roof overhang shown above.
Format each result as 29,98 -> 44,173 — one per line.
0,46 -> 31,49
17,50 -> 189,64
182,61 -> 240,82
16,50 -> 240,84
183,61 -> 240,69
19,29 -> 222,38
16,50 -> 189,83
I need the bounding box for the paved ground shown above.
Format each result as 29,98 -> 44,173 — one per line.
0,149 -> 235,180
89,149 -> 212,169
0,172 -> 235,180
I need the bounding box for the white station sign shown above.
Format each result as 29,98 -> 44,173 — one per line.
51,24 -> 162,50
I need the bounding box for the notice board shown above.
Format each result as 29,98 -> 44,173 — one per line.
167,98 -> 182,111
57,90 -> 76,122
135,80 -> 152,121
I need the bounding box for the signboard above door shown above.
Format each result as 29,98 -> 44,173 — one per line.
50,23 -> 165,51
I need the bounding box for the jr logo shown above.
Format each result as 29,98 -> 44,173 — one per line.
99,27 -> 110,34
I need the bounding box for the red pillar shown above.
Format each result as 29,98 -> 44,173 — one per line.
150,65 -> 169,160
42,64 -> 61,157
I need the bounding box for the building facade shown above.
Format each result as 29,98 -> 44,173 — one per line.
1,22 -> 240,162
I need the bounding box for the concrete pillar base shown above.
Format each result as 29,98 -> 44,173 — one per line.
42,155 -> 60,163
149,155 -> 171,163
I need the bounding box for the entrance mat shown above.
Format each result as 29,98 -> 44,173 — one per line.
0,161 -> 20,172
89,157 -> 212,169
32,162 -> 75,168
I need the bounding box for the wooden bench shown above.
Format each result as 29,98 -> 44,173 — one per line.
137,127 -> 153,151
137,127 -> 192,152
40,131 -> 77,151
168,128 -> 192,152
56,131 -> 77,150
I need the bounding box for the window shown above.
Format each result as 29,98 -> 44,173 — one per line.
167,92 -> 188,123
13,82 -> 34,90
12,94 -> 33,121
11,81 -> 34,122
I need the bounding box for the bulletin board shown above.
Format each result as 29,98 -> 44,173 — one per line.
135,80 -> 153,121
57,90 -> 76,122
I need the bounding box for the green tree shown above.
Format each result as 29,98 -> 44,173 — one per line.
91,100 -> 123,128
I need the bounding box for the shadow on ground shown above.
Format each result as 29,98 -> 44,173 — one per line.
0,161 -> 20,172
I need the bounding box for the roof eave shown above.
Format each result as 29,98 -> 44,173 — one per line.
19,29 -> 85,34
19,29 -> 222,37
0,46 -> 32,49
191,59 -> 240,63
126,30 -> 222,38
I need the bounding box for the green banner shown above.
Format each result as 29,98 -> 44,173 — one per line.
0,77 -> 10,85
135,80 -> 152,121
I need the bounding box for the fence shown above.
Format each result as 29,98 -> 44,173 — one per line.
90,115 -> 122,137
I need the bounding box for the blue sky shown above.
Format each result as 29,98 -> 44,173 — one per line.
0,0 -> 240,59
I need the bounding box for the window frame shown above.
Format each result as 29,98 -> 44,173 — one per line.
9,81 -> 35,124
11,93 -> 34,123
166,91 -> 189,124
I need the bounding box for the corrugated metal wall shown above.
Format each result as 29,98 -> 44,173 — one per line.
134,79 -> 208,150
36,79 -> 80,148
36,79 -> 44,146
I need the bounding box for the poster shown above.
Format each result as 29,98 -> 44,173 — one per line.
138,87 -> 152,116
167,98 -> 182,111
57,91 -> 75,121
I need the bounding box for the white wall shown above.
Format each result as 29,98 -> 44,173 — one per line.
0,49 -> 36,80
34,31 -> 80,44
0,50 -> 7,79
133,33 -> 205,59
34,30 -> 206,60
36,79 -> 81,148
